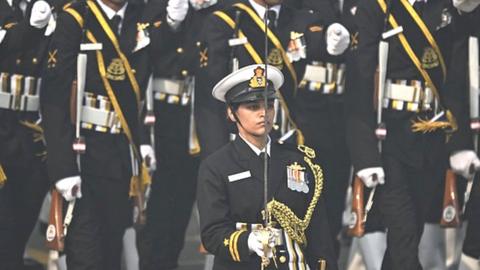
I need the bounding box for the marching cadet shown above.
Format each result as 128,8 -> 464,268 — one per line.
0,0 -> 53,269
197,64 -> 337,270
294,0 -> 359,254
197,0 -> 350,157
452,1 -> 480,269
40,0 -> 155,268
135,0 -> 223,269
347,0 -> 480,269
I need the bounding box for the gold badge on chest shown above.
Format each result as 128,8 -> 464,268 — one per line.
106,58 -> 126,81
267,48 -> 283,70
421,47 -> 439,69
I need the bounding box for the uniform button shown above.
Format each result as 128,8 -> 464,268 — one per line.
131,69 -> 136,74
279,256 -> 286,263
196,41 -> 201,47
32,58 -> 38,64
177,47 -> 184,54
16,59 -> 21,65
181,70 -> 188,76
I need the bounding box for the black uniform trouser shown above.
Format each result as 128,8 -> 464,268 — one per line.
0,159 -> 49,270
379,154 -> 439,270
296,94 -> 351,253
137,102 -> 199,270
65,172 -> 131,270
196,102 -> 230,160
463,176 -> 480,258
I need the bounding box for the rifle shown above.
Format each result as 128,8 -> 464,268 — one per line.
45,189 -> 64,251
440,169 -> 461,227
348,176 -> 365,237
131,148 -> 151,229
350,1 -> 400,237
228,10 -> 242,72
133,185 -> 147,228
144,75 -> 155,154
465,36 -> 479,213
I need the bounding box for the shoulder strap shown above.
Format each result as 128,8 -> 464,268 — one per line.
213,10 -> 263,64
86,1 -> 141,105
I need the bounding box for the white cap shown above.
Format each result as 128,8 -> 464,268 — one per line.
212,64 -> 284,103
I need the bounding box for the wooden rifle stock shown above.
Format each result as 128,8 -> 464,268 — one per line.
440,169 -> 461,227
70,80 -> 78,125
347,176 -> 365,237
45,189 -> 65,251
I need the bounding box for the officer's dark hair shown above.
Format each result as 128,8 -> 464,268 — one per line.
227,103 -> 242,131
228,102 -> 240,112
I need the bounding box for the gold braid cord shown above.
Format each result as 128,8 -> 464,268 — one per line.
411,110 -> 458,134
267,145 -> 324,246
20,121 -> 47,160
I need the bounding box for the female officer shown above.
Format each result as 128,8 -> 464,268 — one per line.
197,64 -> 337,270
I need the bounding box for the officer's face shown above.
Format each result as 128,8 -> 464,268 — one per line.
228,100 -> 275,139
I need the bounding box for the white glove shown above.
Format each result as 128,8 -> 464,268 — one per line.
247,231 -> 274,258
140,144 -> 157,172
30,0 -> 52,29
167,0 -> 189,29
55,176 -> 82,202
189,0 -> 217,10
356,167 -> 385,188
326,23 -> 350,56
449,150 -> 480,179
453,0 -> 480,12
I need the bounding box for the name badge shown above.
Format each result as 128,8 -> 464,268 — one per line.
382,26 -> 403,40
228,171 -> 251,182
80,43 -> 103,51
228,37 -> 248,47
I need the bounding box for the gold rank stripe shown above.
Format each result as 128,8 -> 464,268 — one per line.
228,230 -> 245,262
213,9 -> 305,145
86,1 -> 141,106
376,0 -> 444,111
399,0 -> 446,79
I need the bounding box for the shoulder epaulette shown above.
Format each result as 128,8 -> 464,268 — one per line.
275,140 -> 316,160
297,144 -> 316,159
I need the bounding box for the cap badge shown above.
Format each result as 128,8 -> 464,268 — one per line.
249,66 -> 267,89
